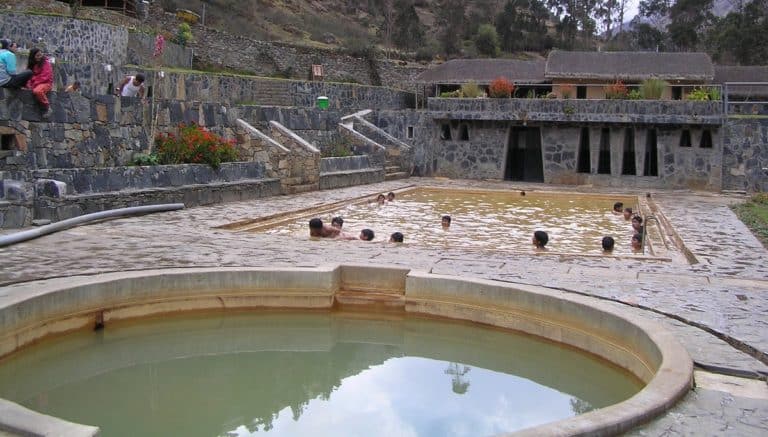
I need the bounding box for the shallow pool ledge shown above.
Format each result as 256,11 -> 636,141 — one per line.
0,265 -> 692,436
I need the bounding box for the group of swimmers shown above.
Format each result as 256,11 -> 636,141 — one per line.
309,192 -> 407,243
309,193 -> 645,253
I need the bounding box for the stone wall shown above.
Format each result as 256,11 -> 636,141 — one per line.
137,69 -> 414,111
0,12 -> 129,65
127,32 -> 192,68
722,118 -> 768,192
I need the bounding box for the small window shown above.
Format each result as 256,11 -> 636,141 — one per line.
577,86 -> 587,99
699,129 -> 713,148
672,87 -> 682,100
406,126 -> 414,139
459,124 -> 469,141
679,129 -> 692,148
440,124 -> 452,140
0,134 -> 15,151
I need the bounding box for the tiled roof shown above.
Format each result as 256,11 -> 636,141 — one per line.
714,65 -> 768,97
414,59 -> 547,84
545,50 -> 714,82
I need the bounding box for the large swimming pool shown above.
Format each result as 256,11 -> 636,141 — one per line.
251,188 -> 641,255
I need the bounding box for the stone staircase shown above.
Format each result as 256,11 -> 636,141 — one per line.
338,110 -> 412,181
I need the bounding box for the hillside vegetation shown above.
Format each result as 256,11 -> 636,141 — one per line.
160,0 -> 767,64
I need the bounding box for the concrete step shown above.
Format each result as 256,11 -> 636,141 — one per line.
385,166 -> 401,173
385,172 -> 409,181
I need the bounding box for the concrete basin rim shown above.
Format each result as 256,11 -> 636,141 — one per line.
0,264 -> 693,437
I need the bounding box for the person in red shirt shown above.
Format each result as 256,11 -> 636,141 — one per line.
25,48 -> 53,118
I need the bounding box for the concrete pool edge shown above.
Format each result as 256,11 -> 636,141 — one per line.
0,265 -> 693,437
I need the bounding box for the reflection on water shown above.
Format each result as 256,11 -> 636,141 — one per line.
263,189 -> 638,255
0,311 -> 642,437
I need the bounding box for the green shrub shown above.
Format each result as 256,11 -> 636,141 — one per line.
640,78 -> 667,100
460,81 -> 483,98
627,89 -> 642,100
175,23 -> 193,47
155,123 -> 240,169
131,153 -> 159,166
686,87 -> 712,101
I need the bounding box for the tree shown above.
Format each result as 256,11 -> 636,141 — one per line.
708,0 -> 768,64
631,22 -> 666,50
668,0 -> 713,50
495,0 -> 550,52
435,0 -> 467,56
392,0 -> 426,51
547,0 -> 599,48
475,24 -> 500,56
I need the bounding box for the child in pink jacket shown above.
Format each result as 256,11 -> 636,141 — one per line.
26,48 -> 53,117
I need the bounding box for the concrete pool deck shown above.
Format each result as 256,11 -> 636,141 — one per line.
0,177 -> 766,436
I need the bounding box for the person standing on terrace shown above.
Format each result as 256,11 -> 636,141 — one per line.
25,48 -> 54,118
116,73 -> 146,98
0,39 -> 32,89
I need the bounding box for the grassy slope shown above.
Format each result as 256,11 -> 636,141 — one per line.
732,193 -> 768,248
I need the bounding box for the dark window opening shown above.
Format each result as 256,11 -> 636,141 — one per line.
643,129 -> 659,177
621,128 -> 636,175
672,87 -> 682,100
459,124 -> 469,141
577,127 -> 591,173
0,134 -> 15,151
440,124 -> 452,140
597,128 -> 611,174
577,86 -> 587,99
679,129 -> 692,147
700,130 -> 713,148
406,126 -> 414,139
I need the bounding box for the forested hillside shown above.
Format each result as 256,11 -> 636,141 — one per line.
158,0 -> 767,64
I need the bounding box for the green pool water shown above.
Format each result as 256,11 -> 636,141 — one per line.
263,189 -> 639,255
0,311 -> 642,436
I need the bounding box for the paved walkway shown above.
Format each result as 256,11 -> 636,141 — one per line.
1,178 -> 766,436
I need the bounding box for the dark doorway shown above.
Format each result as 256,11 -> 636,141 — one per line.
505,127 -> 544,182
577,127 -> 591,173
597,128 -> 612,174
577,86 -> 587,99
643,129 -> 659,176
621,128 -> 636,175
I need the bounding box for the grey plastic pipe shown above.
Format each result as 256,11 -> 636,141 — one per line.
0,203 -> 185,248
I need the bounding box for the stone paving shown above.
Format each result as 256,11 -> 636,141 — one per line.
0,177 -> 767,436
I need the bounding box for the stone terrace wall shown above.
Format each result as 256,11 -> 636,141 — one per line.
0,13 -> 191,68
136,69 -> 415,111
722,118 -> 768,192
0,12 -> 129,65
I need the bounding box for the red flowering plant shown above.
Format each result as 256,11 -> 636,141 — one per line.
488,77 -> 515,98
605,80 -> 628,99
155,123 -> 240,169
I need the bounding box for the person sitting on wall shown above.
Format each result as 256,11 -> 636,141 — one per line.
602,236 -> 615,253
359,229 -> 375,241
0,39 -> 32,89
441,215 -> 451,229
532,230 -> 549,250
623,207 -> 633,220
389,232 -> 404,243
309,218 -> 340,238
116,73 -> 146,98
631,233 -> 643,251
25,48 -> 54,118
613,202 -> 624,215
